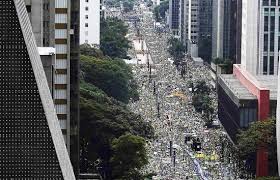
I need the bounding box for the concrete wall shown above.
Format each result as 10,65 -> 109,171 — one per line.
25,0 -> 43,46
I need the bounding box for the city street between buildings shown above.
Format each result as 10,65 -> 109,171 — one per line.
126,8 -> 242,180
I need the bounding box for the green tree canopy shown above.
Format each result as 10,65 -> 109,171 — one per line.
110,134 -> 148,179
81,55 -> 138,103
237,118 -> 278,176
167,37 -> 185,66
237,118 -> 276,158
153,1 -> 169,22
193,80 -> 211,95
80,44 -> 104,58
80,81 -> 154,174
100,18 -> 131,59
212,58 -> 233,74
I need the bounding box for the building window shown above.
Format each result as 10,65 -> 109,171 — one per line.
85,15 -> 88,19
271,0 -> 276,6
85,7 -> 89,11
263,56 -> 268,75
86,0 -> 89,2
264,16 -> 269,32
85,23 -> 88,27
278,37 -> 280,51
85,31 -> 88,36
263,0 -> 269,6
270,56 -> 274,74
264,34 -> 268,51
270,33 -> 275,51
271,8 -> 275,16
26,5 -> 31,13
279,13 -> 280,32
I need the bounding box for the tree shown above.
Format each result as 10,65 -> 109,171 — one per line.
100,18 -> 131,59
81,55 -> 138,103
192,94 -> 212,113
237,118 -> 277,175
212,58 -> 233,74
192,81 -> 214,127
193,80 -> 211,95
110,134 -> 148,179
80,82 -> 154,176
153,6 -> 160,22
167,38 -> 185,67
123,0 -> 134,12
80,44 -> 104,58
153,1 -> 169,22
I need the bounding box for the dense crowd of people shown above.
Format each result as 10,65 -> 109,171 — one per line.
126,6 -> 245,180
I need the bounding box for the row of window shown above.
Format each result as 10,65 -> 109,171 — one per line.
263,0 -> 280,6
84,0 -> 90,43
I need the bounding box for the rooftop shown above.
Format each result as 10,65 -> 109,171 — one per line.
219,74 -> 278,101
219,74 -> 256,100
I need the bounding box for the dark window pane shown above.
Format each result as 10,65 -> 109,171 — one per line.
270,56 -> 274,74
264,16 -> 269,31
263,0 -> 269,5
264,34 -> 268,51
270,33 -> 275,51
270,16 -> 275,32
263,56 -> 268,75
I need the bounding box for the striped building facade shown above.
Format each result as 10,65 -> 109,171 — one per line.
24,0 -> 80,177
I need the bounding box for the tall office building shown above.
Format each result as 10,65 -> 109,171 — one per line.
187,0 -> 199,56
169,0 -> 180,35
236,0 -> 242,64
24,0 -> 80,176
198,0 -> 212,40
241,0 -> 280,75
80,0 -> 100,46
212,0 -> 237,61
179,0 -> 199,56
179,0 -> 187,45
0,0 -> 75,179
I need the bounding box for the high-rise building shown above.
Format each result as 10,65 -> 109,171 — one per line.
187,0 -> 199,56
236,0 -> 242,64
24,0 -> 80,176
179,0 -> 187,45
241,0 -> 280,75
169,0 -> 180,35
179,0 -> 199,56
80,0 -> 100,46
197,0 -> 212,61
198,0 -> 212,40
212,0 -> 237,61
0,0 -> 75,179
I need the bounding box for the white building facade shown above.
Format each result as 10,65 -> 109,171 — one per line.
179,0 -> 199,56
80,0 -> 100,46
212,0 -> 224,59
242,0 -> 280,75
